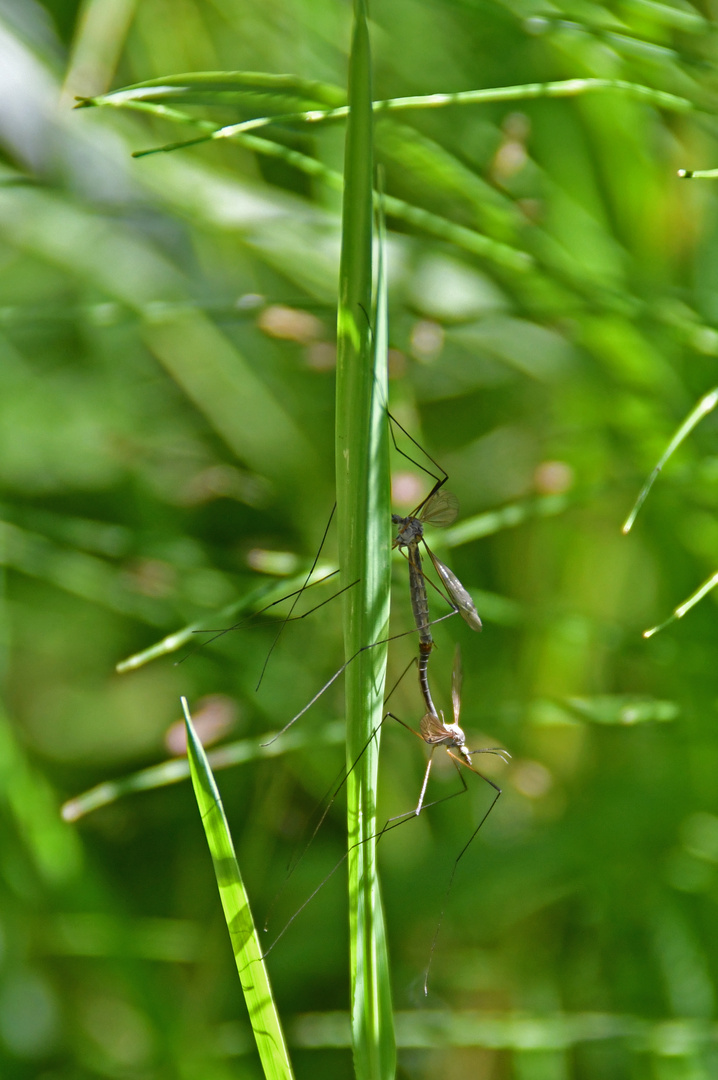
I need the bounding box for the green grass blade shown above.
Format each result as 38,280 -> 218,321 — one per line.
336,4 -> 395,1079
180,697 -> 294,1080
622,387 -> 718,534
85,76 -> 699,279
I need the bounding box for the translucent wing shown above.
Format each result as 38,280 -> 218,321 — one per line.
419,710 -> 451,747
427,551 -> 483,632
418,489 -> 459,528
451,645 -> 462,728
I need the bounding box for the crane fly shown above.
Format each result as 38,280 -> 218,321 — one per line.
388,409 -> 482,631
387,646 -> 509,821
393,486 -> 483,633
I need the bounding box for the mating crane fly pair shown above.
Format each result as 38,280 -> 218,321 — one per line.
254,433 -> 511,847
391,475 -> 509,824
255,476 -> 511,986
192,425 -> 511,984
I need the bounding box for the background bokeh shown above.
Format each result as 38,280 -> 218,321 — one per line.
3,0 -> 718,1077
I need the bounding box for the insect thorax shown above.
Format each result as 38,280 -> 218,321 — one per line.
392,514 -> 424,548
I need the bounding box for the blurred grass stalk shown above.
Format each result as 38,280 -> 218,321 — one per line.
336,3 -> 395,1079
622,386 -> 718,638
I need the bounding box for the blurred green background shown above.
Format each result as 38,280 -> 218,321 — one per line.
3,0 -> 718,1077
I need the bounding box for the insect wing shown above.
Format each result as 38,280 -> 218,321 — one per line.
420,710 -> 451,747
428,551 -> 483,631
418,489 -> 459,528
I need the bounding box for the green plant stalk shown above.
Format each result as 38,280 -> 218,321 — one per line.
83,75 -> 698,127
181,698 -> 294,1080
336,4 -> 394,1079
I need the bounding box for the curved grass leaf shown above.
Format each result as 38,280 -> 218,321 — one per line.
181,697 -> 294,1080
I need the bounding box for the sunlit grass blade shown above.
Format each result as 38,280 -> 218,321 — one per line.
563,696 -> 679,724
623,387 -> 718,534
643,570 -> 718,639
180,697 -> 294,1080
337,3 -> 395,1078
81,87 -> 532,272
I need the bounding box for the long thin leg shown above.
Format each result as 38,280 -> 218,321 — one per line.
416,749 -> 436,814
254,503 -> 337,689
261,607 -> 459,746
387,409 -> 449,498
423,752 -> 503,995
183,569 -> 347,656
373,781 -> 469,845
261,660 -> 419,930
261,750 -> 473,959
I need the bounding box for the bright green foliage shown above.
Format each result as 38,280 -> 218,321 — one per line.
3,1 -> 718,1079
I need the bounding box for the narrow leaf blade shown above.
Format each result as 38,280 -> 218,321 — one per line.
181,698 -> 294,1080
